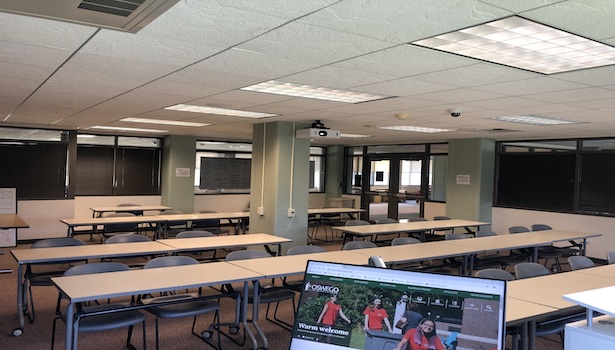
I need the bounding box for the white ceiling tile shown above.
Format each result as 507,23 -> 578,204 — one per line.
300,0 -> 512,43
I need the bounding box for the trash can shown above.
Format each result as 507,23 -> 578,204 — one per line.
364,330 -> 403,350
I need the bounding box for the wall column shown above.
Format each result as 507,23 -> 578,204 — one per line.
249,122 -> 310,250
325,145 -> 344,206
446,138 -> 495,226
161,135 -> 196,214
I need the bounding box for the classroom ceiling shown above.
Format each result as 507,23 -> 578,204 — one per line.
3,0 -> 615,146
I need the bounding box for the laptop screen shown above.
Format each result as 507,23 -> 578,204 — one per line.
289,260 -> 506,350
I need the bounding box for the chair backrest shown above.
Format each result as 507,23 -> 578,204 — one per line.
607,251 -> 615,265
103,212 -> 139,232
508,226 -> 530,234
445,233 -> 472,240
344,220 -> 371,226
531,224 -> 552,231
514,262 -> 550,279
342,241 -> 378,250
31,238 -> 85,249
191,210 -> 221,228
287,245 -> 327,255
144,255 -> 199,269
403,217 -> 427,222
104,233 -> 151,244
475,230 -> 498,238
376,218 -> 397,224
64,262 -> 130,277
433,216 -> 450,220
117,203 -> 143,216
175,230 -> 215,238
567,256 -> 595,270
225,250 -> 272,261
475,268 -> 515,281
391,237 -> 421,246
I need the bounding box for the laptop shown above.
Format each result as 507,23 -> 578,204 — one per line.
289,260 -> 506,350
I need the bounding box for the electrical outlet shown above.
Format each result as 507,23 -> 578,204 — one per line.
287,208 -> 295,218
257,207 -> 265,216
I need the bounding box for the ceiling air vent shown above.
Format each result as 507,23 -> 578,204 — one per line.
0,0 -> 180,33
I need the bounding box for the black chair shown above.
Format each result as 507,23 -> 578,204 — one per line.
102,212 -> 140,241
175,230 -> 218,260
223,250 -> 296,333
103,234 -> 153,267
342,240 -> 377,250
341,219 -> 371,244
190,211 -> 231,236
513,262 -> 567,344
23,238 -> 86,323
142,256 -> 222,350
51,262 -> 146,350
283,245 -> 327,291
567,256 -> 595,270
158,210 -> 188,237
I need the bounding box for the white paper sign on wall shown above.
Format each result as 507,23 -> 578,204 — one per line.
456,175 -> 471,185
175,168 -> 191,178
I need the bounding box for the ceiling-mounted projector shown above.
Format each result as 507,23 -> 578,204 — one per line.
296,120 -> 341,139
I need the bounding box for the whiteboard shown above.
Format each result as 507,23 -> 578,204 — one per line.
0,188 -> 17,247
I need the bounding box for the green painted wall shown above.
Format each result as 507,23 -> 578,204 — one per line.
446,138 -> 495,224
161,135 -> 196,214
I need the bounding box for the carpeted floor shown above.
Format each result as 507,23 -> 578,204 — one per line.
0,228 -> 565,349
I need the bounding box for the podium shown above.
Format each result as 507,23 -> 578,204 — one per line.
563,285 -> 615,349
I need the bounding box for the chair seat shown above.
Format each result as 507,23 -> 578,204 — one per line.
257,289 -> 297,304
147,297 -> 220,319
78,304 -> 146,332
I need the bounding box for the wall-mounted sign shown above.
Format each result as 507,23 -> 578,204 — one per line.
175,168 -> 191,178
456,175 -> 471,185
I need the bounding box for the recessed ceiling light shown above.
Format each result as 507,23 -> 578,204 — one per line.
491,114 -> 582,125
341,133 -> 370,138
164,104 -> 277,118
89,126 -> 168,133
120,117 -> 210,127
241,80 -> 394,103
378,126 -> 454,133
413,16 -> 615,74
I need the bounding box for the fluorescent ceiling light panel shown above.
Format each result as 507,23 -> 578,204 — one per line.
341,133 -> 370,138
413,16 -> 615,74
89,126 -> 168,133
120,117 -> 210,127
165,104 -> 277,118
492,114 -> 582,125
378,126 -> 454,133
241,80 -> 393,103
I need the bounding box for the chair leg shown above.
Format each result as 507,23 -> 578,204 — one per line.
191,310 -> 222,350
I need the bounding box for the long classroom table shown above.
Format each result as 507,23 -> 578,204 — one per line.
10,232 -> 288,336
89,205 -> 172,217
61,211 -> 251,239
10,241 -> 176,336
333,219 -> 489,243
157,232 -> 292,256
51,262 -> 263,350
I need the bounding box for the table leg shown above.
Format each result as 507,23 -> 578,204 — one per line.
242,282 -> 258,349
528,320 -> 536,350
65,301 -> 74,350
14,264 -> 25,336
252,280 -> 267,349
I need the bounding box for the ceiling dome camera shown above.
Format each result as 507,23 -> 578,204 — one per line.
447,108 -> 462,117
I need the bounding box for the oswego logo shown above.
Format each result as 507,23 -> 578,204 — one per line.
304,281 -> 340,294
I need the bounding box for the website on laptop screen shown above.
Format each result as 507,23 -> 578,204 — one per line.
289,260 -> 506,350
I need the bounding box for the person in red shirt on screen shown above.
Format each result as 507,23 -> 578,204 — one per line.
317,294 -> 351,325
363,298 -> 393,332
394,318 -> 445,350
